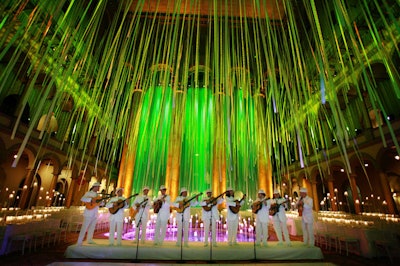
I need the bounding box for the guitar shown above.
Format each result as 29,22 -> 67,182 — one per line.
202,191 -> 227,211
153,194 -> 167,213
84,196 -> 111,210
131,198 -> 149,217
229,194 -> 246,214
176,193 -> 203,213
251,197 -> 270,214
108,193 -> 139,214
269,199 -> 288,216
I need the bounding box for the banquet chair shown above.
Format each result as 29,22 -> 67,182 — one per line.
66,215 -> 83,233
375,233 -> 400,264
338,234 -> 360,256
314,222 -> 328,247
6,224 -> 34,255
41,219 -> 62,247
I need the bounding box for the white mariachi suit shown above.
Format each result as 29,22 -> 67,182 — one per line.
77,190 -> 100,245
132,194 -> 152,243
173,196 -> 198,246
253,197 -> 271,246
154,194 -> 171,245
106,196 -> 128,245
201,196 -> 223,246
271,197 -> 291,245
225,196 -> 244,245
298,195 -> 314,246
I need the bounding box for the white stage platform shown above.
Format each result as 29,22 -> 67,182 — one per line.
65,240 -> 324,261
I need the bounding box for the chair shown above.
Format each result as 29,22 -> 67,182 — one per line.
6,224 -> 33,255
338,235 -> 360,256
375,233 -> 400,264
66,215 -> 83,233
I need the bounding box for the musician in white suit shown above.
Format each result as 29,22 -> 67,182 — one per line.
77,182 -> 102,246
173,187 -> 199,247
271,189 -> 291,247
200,189 -> 224,247
106,187 -> 129,246
297,187 -> 314,247
252,189 -> 271,247
132,186 -> 152,244
153,185 -> 171,246
225,187 -> 246,246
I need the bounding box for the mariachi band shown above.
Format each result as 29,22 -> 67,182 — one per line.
78,184 -> 313,247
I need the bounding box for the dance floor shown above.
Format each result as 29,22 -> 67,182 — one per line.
65,240 -> 324,261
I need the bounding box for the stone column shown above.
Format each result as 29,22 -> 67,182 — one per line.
311,181 -> 319,212
118,88 -> 143,196
327,178 -> 337,211
118,144 -> 134,197
65,177 -> 77,207
18,168 -> 34,209
349,174 -> 361,214
258,154 -> 272,197
165,89 -> 184,200
379,172 -> 396,214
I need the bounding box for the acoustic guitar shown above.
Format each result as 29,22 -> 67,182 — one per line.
84,195 -> 111,210
131,198 -> 149,217
176,193 -> 203,213
251,197 -> 270,214
108,193 -> 139,215
229,194 -> 246,214
269,199 -> 288,216
202,191 -> 226,211
153,194 -> 167,213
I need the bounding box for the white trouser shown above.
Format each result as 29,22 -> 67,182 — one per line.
154,216 -> 168,244
204,219 -> 217,244
227,219 -> 239,244
302,221 -> 315,246
256,220 -> 269,244
272,218 -> 291,244
176,218 -> 189,245
77,216 -> 97,244
135,217 -> 148,242
109,220 -> 123,245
